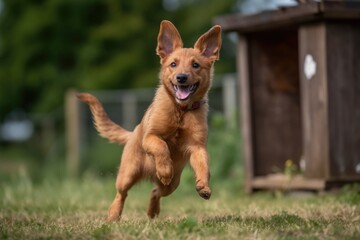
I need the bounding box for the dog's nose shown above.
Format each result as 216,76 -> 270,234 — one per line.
176,74 -> 188,84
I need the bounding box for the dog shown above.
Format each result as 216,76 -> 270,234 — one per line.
77,20 -> 222,221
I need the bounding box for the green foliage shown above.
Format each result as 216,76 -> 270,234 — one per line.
207,113 -> 243,181
0,0 -> 237,119
83,134 -> 122,178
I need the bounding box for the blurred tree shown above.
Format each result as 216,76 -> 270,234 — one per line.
0,0 -> 237,120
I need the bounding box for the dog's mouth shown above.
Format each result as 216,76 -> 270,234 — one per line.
172,82 -> 199,101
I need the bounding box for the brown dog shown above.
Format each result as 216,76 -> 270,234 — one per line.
77,20 -> 222,221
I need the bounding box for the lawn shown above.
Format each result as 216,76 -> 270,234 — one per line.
1,168 -> 359,240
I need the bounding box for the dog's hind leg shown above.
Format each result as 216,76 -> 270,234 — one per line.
147,187 -> 161,218
107,172 -> 139,221
147,174 -> 181,219
107,157 -> 140,221
107,180 -> 131,221
107,191 -> 126,222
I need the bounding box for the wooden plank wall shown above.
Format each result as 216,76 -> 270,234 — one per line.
247,30 -> 302,176
299,23 -> 330,179
326,22 -> 360,180
300,21 -> 360,181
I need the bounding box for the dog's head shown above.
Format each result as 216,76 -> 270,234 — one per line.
156,20 -> 222,106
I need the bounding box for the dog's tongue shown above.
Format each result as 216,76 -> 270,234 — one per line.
176,87 -> 191,100
176,86 -> 191,100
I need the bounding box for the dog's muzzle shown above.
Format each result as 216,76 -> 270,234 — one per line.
172,82 -> 199,101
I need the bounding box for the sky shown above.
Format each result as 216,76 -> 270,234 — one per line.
162,0 -> 298,12
239,0 -> 298,14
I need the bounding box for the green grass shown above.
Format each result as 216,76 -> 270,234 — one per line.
1,170 -> 359,240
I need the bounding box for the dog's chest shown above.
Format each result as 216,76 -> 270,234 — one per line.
166,127 -> 187,150
166,120 -> 186,143
166,112 -> 196,144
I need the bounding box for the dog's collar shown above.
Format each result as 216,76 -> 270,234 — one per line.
178,100 -> 207,111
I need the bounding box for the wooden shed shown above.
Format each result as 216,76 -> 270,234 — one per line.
215,1 -> 360,192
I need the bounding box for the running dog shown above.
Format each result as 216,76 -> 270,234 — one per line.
77,20 -> 222,221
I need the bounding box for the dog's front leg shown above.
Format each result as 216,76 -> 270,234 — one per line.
189,145 -> 211,200
143,134 -> 173,185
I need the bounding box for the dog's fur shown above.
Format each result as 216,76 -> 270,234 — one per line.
77,20 -> 222,221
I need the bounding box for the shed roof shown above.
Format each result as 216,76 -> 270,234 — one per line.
214,1 -> 360,33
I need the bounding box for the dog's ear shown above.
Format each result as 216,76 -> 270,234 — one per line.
156,20 -> 183,59
194,25 -> 222,62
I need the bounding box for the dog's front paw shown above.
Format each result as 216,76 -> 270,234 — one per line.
156,165 -> 173,186
196,185 -> 211,200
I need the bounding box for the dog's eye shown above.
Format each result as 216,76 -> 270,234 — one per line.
170,62 -> 177,68
192,62 -> 200,68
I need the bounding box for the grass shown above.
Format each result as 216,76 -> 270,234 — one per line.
1,169 -> 359,240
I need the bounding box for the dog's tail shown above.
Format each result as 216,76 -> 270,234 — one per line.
77,93 -> 132,145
